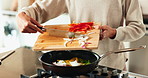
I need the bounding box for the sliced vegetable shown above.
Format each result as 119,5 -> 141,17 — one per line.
63,32 -> 95,48
68,22 -> 94,33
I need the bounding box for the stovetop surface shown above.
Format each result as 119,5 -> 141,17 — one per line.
21,65 -> 148,78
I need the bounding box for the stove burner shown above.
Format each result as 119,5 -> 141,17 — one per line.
21,66 -> 122,78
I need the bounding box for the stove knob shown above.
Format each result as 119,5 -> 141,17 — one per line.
112,70 -> 118,76
122,73 -> 129,78
101,67 -> 108,76
111,70 -> 119,78
93,68 -> 102,75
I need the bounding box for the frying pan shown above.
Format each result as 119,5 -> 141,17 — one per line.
39,45 -> 146,76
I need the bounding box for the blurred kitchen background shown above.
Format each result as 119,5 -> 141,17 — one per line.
0,0 -> 148,78
0,0 -> 70,52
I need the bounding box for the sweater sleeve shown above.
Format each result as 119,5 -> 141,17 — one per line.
114,0 -> 146,42
19,0 -> 68,23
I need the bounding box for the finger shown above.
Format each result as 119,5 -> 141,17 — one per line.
22,27 -> 37,33
30,17 -> 43,28
99,25 -> 108,30
100,30 -> 109,40
28,27 -> 38,33
99,30 -> 103,40
28,23 -> 44,33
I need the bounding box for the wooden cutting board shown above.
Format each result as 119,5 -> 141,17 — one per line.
32,24 -> 100,51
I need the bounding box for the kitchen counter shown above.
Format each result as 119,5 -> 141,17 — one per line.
0,47 -> 42,78
121,71 -> 148,78
0,10 -> 17,16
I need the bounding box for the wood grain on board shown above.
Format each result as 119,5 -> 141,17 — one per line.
32,24 -> 100,51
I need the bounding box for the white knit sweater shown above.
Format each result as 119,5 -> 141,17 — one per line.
20,0 -> 146,70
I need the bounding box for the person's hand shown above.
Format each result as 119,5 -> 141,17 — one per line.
99,25 -> 116,40
16,12 -> 44,33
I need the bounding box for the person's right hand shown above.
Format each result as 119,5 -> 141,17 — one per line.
16,12 -> 44,33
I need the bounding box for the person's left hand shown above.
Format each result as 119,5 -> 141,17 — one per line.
98,25 -> 116,40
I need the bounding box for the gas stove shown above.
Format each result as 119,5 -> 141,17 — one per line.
20,65 -> 148,78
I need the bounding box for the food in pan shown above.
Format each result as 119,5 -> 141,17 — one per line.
53,57 -> 91,66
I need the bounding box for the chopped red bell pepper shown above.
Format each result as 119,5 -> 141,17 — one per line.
68,22 -> 94,33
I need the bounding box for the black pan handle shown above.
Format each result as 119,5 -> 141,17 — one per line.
0,50 -> 15,65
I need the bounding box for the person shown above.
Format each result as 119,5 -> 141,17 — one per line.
16,0 -> 146,70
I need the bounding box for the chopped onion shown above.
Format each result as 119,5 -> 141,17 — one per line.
53,60 -> 67,66
63,32 -> 92,48
69,60 -> 81,66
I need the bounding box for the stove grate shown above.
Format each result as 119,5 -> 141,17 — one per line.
21,65 -> 123,78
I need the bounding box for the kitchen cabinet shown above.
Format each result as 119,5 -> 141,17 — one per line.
139,0 -> 148,15
129,34 -> 148,76
0,0 -> 13,10
139,0 -> 148,24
